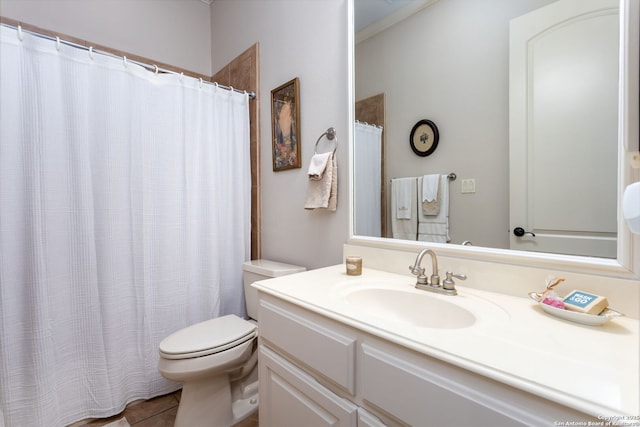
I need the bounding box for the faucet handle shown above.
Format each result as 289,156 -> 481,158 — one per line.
443,271 -> 466,290
409,265 -> 429,285
446,271 -> 467,280
408,265 -> 425,276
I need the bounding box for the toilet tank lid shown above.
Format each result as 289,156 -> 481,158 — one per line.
243,259 -> 306,277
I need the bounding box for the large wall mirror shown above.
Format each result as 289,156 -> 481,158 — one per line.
350,0 -> 640,278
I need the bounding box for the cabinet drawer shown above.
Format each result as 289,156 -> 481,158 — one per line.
361,343 -> 597,427
357,408 -> 388,427
259,299 -> 356,394
361,344 -> 523,427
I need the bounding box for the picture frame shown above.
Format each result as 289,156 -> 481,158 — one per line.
409,119 -> 439,157
271,78 -> 301,171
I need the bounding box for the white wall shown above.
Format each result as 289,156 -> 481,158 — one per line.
355,0 -> 554,249
0,0 -> 212,75
211,0 -> 350,270
1,0 -> 351,271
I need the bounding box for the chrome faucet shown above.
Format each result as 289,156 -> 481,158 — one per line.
409,249 -> 465,296
409,249 -> 440,287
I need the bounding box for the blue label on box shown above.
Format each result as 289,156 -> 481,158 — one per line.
565,291 -> 597,308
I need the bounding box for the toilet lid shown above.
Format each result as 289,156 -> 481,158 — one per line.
159,314 -> 257,360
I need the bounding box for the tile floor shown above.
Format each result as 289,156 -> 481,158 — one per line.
72,390 -> 259,427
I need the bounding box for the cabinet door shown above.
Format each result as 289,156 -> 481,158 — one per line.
259,345 -> 358,427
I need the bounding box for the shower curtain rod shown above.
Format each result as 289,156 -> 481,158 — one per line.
2,23 -> 256,100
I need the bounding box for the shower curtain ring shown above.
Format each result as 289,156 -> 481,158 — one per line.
88,46 -> 94,60
123,56 -> 127,68
154,65 -> 159,75
199,78 -> 203,88
17,25 -> 23,41
56,37 -> 61,51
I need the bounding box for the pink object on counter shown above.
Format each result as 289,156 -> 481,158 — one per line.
542,297 -> 565,309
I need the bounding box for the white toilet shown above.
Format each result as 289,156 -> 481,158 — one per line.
158,259 -> 305,427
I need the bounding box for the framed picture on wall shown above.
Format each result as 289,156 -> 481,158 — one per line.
271,78 -> 301,171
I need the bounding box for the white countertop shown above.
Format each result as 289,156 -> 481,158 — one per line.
253,265 -> 640,420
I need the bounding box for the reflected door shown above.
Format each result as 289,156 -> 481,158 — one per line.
509,0 -> 619,258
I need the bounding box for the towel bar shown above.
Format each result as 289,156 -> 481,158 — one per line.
314,127 -> 338,154
390,173 -> 456,182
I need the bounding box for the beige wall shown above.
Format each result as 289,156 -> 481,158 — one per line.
355,0 -> 554,249
211,0 -> 350,270
0,0 -> 212,75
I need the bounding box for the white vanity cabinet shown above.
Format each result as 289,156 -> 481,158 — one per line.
259,345 -> 359,426
257,293 -> 598,427
258,297 -> 359,427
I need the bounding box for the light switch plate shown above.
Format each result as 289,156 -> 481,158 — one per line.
461,179 -> 476,194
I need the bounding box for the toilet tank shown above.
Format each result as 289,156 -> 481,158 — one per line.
243,260 -> 305,320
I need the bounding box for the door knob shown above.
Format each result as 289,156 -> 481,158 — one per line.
513,227 -> 535,237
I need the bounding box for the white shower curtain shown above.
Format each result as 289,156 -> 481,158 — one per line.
0,25 -> 251,426
354,122 -> 383,237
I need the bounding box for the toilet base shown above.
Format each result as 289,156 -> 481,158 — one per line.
174,375 -> 232,427
231,379 -> 259,423
173,376 -> 259,427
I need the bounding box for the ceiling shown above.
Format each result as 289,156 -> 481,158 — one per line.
354,0 -> 415,32
207,0 -> 416,34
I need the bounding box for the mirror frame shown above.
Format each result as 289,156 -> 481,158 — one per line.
347,0 -> 640,280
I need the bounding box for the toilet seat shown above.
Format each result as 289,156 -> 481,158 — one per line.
159,314 -> 257,360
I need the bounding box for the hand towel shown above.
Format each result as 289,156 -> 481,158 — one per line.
422,174 -> 440,202
421,174 -> 441,216
417,174 -> 449,243
304,153 -> 337,211
391,177 -> 417,240
307,152 -> 333,180
394,177 -> 413,219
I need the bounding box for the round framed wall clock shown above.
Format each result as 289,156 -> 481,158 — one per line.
409,119 -> 439,157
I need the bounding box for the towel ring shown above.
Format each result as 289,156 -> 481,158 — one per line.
314,127 -> 338,154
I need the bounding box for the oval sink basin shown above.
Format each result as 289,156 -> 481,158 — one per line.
345,288 -> 476,329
